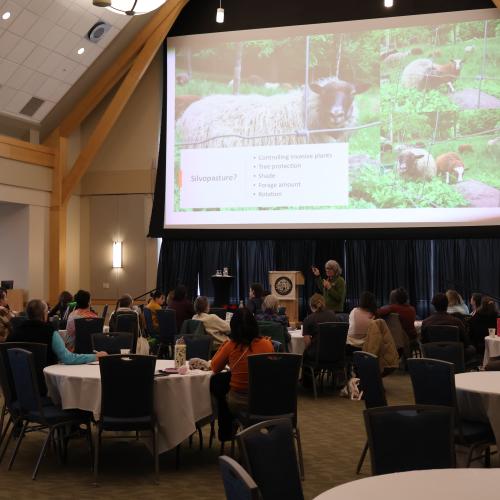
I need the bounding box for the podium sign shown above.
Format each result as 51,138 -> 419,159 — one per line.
268,271 -> 304,326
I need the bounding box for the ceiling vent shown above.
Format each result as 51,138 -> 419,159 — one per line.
87,21 -> 111,43
20,97 -> 45,117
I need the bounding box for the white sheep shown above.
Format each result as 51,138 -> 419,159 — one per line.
176,77 -> 368,147
396,148 -> 437,180
401,58 -> 463,93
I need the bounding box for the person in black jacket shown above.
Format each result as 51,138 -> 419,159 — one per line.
467,296 -> 498,356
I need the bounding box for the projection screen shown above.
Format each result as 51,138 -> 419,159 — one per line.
165,8 -> 500,229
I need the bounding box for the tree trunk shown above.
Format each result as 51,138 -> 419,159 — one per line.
233,42 -> 243,95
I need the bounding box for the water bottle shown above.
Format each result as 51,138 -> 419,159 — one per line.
174,337 -> 186,368
239,300 -> 244,308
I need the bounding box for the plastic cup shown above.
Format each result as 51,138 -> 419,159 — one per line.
120,349 -> 130,354
488,328 -> 496,338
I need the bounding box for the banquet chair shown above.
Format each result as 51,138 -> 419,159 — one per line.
243,353 -> 304,478
211,307 -> 227,320
302,322 -> 348,399
91,333 -> 134,355
179,318 -> 206,336
94,354 -> 158,485
9,316 -> 26,334
237,419 -> 304,500
113,313 -> 139,352
100,304 -> 109,321
257,321 -> 289,351
74,317 -> 104,354
218,455 -> 260,500
420,341 -> 465,373
175,334 -> 212,360
364,404 -> 455,475
353,351 -> 388,474
6,348 -> 93,480
426,325 -> 460,343
158,309 -> 178,358
407,358 -> 495,466
143,307 -> 156,336
384,313 -> 410,359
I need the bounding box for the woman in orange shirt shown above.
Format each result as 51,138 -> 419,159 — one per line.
211,307 -> 274,414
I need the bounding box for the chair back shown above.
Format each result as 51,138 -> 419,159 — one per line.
101,304 -> 109,320
420,342 -> 465,373
7,348 -> 45,414
0,342 -> 48,403
353,351 -> 387,408
91,332 -> 134,354
175,334 -> 212,360
179,318 -> 206,336
237,419 -> 304,500
74,317 -> 104,354
383,313 -> 409,355
99,354 -> 156,420
143,307 -> 155,335
158,309 -> 179,343
247,353 -> 301,425
218,455 -> 260,500
257,321 -> 287,345
427,325 -> 459,342
364,404 -> 455,475
407,358 -> 456,408
313,322 -> 348,367
9,316 -> 26,334
211,307 -> 227,320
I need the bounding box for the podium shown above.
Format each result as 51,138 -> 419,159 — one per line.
6,289 -> 26,314
211,275 -> 234,307
268,271 -> 304,326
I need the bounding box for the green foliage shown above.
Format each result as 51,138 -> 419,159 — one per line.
176,77 -> 286,97
350,168 -> 469,208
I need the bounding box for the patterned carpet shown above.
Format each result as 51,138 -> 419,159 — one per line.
0,371 -> 496,499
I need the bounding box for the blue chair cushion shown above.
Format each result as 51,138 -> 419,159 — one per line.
26,405 -> 91,425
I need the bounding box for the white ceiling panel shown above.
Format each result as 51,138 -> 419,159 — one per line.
0,0 -> 134,124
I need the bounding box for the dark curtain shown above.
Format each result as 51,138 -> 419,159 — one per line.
198,241 -> 239,303
238,240 -> 275,301
434,239 -> 500,301
156,240 -> 200,300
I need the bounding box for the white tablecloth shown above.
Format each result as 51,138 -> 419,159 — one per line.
314,469 -> 500,500
44,360 -> 212,454
483,335 -> 500,366
455,371 -> 500,445
289,330 -> 305,355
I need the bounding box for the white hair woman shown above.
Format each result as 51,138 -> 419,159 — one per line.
311,259 -> 346,312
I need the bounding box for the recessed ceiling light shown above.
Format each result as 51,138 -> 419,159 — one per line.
77,47 -> 85,55
2,11 -> 11,20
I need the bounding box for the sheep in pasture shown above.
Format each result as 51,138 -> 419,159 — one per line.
411,47 -> 423,55
487,137 -> 500,156
396,148 -> 437,180
175,95 -> 202,120
458,144 -> 473,154
382,50 -> 410,67
381,142 -> 393,153
176,77 -> 369,147
436,152 -> 465,184
176,72 -> 190,85
401,58 -> 463,92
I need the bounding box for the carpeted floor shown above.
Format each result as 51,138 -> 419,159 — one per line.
0,371 -> 496,499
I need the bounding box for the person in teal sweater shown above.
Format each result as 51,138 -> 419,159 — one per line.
311,260 -> 346,312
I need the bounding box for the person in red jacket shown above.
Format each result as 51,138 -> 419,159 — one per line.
377,287 -> 417,340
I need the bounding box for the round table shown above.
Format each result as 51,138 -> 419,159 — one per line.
455,371 -> 500,446
289,329 -> 305,355
314,469 -> 500,500
44,360 -> 213,454
483,335 -> 500,366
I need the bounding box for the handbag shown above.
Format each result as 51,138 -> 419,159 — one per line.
136,334 -> 150,355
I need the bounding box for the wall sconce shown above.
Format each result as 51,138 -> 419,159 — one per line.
384,0 -> 394,7
112,241 -> 123,268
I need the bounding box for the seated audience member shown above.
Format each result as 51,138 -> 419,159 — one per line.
48,290 -> 73,318
169,285 -> 195,333
211,308 -> 274,414
347,291 -> 377,354
468,296 -> 498,355
145,290 -> 165,332
245,283 -> 264,315
109,293 -> 145,334
0,288 -> 15,341
193,296 -> 231,346
302,293 -> 337,355
446,289 -> 469,316
7,299 -> 106,365
377,288 -> 417,341
65,289 -> 98,351
255,294 -> 289,327
421,293 -> 476,362
469,293 -> 482,316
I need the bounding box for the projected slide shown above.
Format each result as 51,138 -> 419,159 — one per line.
165,9 -> 500,229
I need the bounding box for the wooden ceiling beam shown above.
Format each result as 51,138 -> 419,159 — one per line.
493,0 -> 500,9
58,0 -> 186,138
61,0 -> 188,205
0,134 -> 55,168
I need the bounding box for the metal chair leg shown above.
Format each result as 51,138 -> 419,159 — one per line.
93,427 -> 101,486
7,420 -> 27,471
295,426 -> 305,480
153,424 -> 159,485
32,427 -> 54,480
0,416 -> 14,464
197,425 -> 203,451
356,441 -> 369,474
309,366 -> 318,399
86,422 -> 94,473
208,420 -> 215,448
